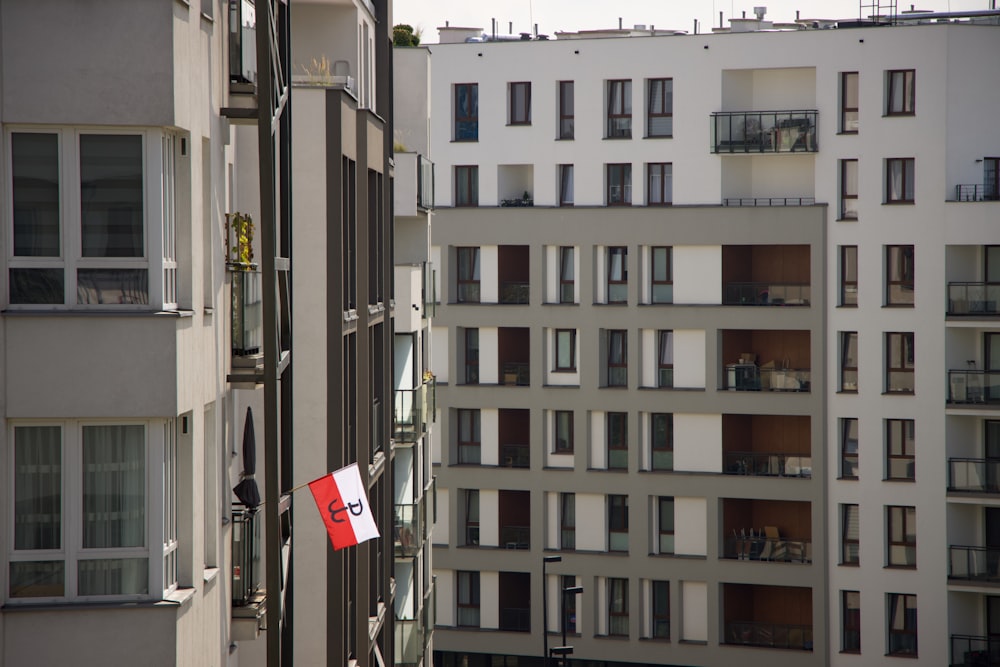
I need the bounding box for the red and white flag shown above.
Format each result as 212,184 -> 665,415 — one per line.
308,463 -> 380,550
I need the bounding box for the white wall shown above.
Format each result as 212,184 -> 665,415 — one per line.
481,408 -> 499,466
434,487 -> 449,544
589,411 -> 607,469
430,326 -> 449,383
674,246 -> 721,304
480,245 -> 499,303
674,413 -> 721,473
674,329 -> 706,389
576,493 -> 606,551
675,497 -> 707,556
479,489 -> 499,547
479,327 -> 499,384
436,569 -> 455,626
480,571 -> 500,629
680,581 -> 708,642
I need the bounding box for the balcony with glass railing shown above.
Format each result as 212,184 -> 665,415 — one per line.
951,634 -> 1000,667
948,283 -> 1000,316
948,545 -> 1000,583
723,451 -> 812,478
948,458 -> 1000,494
725,621 -> 814,650
394,502 -> 424,559
231,268 -> 262,358
711,110 -> 818,154
393,379 -> 434,445
947,370 -> 1000,405
418,155 -> 434,210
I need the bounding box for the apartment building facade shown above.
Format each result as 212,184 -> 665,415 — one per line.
422,13 -> 1000,667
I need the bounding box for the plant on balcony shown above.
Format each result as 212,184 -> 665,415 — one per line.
226,212 -> 256,269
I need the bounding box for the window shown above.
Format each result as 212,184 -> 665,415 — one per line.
842,591 -> 861,653
986,158 -> 1000,201
885,332 -> 915,394
454,165 -> 478,207
841,503 -> 859,565
887,505 -> 916,567
464,328 -> 479,384
647,163 -> 672,205
555,329 -> 576,371
457,571 -> 481,626
456,247 -> 480,303
463,490 -> 480,545
841,418 -> 859,479
651,413 -> 673,471
607,247 -> 628,302
657,330 -> 674,388
886,70 -> 915,116
9,422 -> 167,601
608,495 -> 629,552
885,158 -> 915,204
558,81 -> 574,139
646,79 -> 673,137
840,332 -> 858,392
608,412 -> 628,470
840,159 -> 858,219
651,581 -> 670,639
555,410 -> 574,453
558,246 -> 575,303
457,409 -> 481,464
608,577 -> 629,635
606,79 -> 632,138
508,82 -> 531,125
841,72 -> 859,133
454,83 -> 478,141
563,575 -> 578,633
657,496 -> 675,554
885,245 -> 914,305
8,131 -> 163,308
607,329 -> 627,386
840,245 -> 858,306
560,493 -> 575,549
887,593 -> 917,656
559,165 -> 574,206
886,419 -> 915,481
607,164 -> 632,206
651,246 -> 673,304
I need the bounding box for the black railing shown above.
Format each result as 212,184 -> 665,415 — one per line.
711,110 -> 818,154
500,198 -> 534,207
955,184 -> 1000,202
501,362 -> 530,386
723,282 -> 811,306
724,365 -> 811,392
723,197 -> 816,206
951,634 -> 1000,667
228,0 -> 257,84
500,282 -> 529,304
500,607 -> 531,632
726,621 -> 813,650
947,370 -> 1000,404
948,283 -> 1000,315
501,444 -> 530,468
722,536 -> 812,563
948,458 -> 1000,493
500,525 -> 530,549
723,451 -> 812,477
232,504 -> 261,606
949,545 -> 1000,582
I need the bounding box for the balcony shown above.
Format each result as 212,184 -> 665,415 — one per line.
393,379 -> 434,445
949,546 -> 1000,583
949,283 -> 1000,316
948,370 -> 1000,405
500,490 -> 530,549
723,197 -> 816,207
232,504 -> 265,640
500,282 -> 529,304
954,184 -> 1000,202
721,499 -> 812,563
722,245 -> 811,307
722,535 -> 812,563
501,444 -> 529,468
724,282 -> 811,306
500,525 -> 530,549
949,458 -> 1000,494
223,0 -> 258,123
396,580 -> 435,667
711,110 -> 818,154
721,330 -> 811,392
723,451 -> 812,478
499,571 -> 531,632
723,583 -> 813,651
725,621 -> 814,650
501,362 -> 529,386
231,267 -> 263,358
394,502 -> 425,558
951,635 -> 1000,667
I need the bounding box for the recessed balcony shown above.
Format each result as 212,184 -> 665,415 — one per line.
722,414 -> 811,478
722,245 -> 811,306
711,110 -> 818,154
948,545 -> 1000,583
948,283 -> 1000,316
948,370 -> 1000,405
232,504 -> 265,640
721,498 -> 812,564
722,584 -> 813,651
953,184 -> 1000,202
951,634 -> 1000,667
721,329 -> 811,392
948,458 -> 1000,494
394,502 -> 425,559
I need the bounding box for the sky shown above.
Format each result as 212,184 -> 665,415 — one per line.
394,0 -> 991,40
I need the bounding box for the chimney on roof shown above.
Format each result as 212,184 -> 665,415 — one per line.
445,20 -> 449,27
753,6 -> 767,20
619,17 -> 623,29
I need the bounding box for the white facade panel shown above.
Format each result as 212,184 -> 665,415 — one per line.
431,326 -> 449,384
479,327 -> 499,384
674,329 -> 706,389
480,572 -> 500,629
481,408 -> 499,466
680,581 -> 708,642
589,411 -> 606,469
480,245 -> 499,303
576,493 -> 606,551
674,497 -> 707,556
674,413 -> 721,473
673,246 -> 721,305
479,489 -> 499,548
435,487 -> 450,545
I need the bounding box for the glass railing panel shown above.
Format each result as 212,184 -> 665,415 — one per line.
948,370 -> 1000,404
394,503 -> 423,558
723,282 -> 811,306
726,621 -> 813,650
711,110 -> 818,154
499,282 -> 529,304
500,444 -> 529,468
948,458 -> 1000,493
501,362 -> 529,386
723,451 -> 812,477
951,634 -> 1000,666
231,504 -> 261,606
948,283 -> 1000,315
231,269 -> 262,356
722,536 -> 812,563
500,525 -> 530,549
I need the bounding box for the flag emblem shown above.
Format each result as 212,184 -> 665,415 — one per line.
308,463 -> 380,550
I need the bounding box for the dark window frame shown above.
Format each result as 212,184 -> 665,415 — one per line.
840,71 -> 859,133
657,330 -> 674,388
608,495 -> 629,552
554,329 -> 577,372
841,418 -> 859,480
885,245 -> 914,306
887,505 -> 916,568
456,246 -> 480,303
463,491 -> 480,546
651,580 -> 670,639
886,70 -> 915,116
607,247 -> 628,303
454,83 -> 479,141
558,164 -> 574,207
606,79 -> 632,139
646,162 -> 672,206
457,570 -> 481,626
885,419 -> 915,481
607,328 -> 628,386
885,332 -> 915,394
558,246 -> 575,303
885,158 -> 915,204
841,331 -> 858,392
457,409 -> 481,465
842,590 -> 861,653
646,78 -> 673,138
464,328 -> 479,385
651,413 -> 673,471
454,165 -> 479,207
555,410 -> 574,453
842,503 -> 860,565
887,593 -> 918,656
558,81 -> 575,139
560,492 -> 575,550
606,164 -> 632,206
840,245 -> 858,307
608,577 -> 629,636
508,81 -> 531,125
841,159 -> 859,219
651,246 -> 672,304
657,496 -> 675,554
607,411 -> 628,470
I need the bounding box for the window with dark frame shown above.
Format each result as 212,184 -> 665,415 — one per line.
840,245 -> 858,306
652,581 -> 670,639
657,330 -> 674,388
842,503 -> 859,565
607,412 -> 628,470
657,496 -> 675,554
886,70 -> 915,116
841,332 -> 858,392
457,570 -> 481,626
454,83 -> 479,141
607,247 -> 628,302
608,495 -> 629,552
559,246 -> 575,303
559,493 -> 576,550
841,418 -> 859,479
607,329 -> 627,386
464,328 -> 479,384
456,246 -> 481,303
508,82 -> 531,125
559,165 -> 574,206
885,332 -> 915,394
455,165 -> 479,206
885,245 -> 914,305
885,158 -> 915,204
606,79 -> 632,138
886,419 -> 915,481
563,575 -> 578,633
607,164 -> 632,206
651,413 -> 673,471
651,246 -> 673,304
608,577 -> 629,635
647,163 -> 672,205
555,410 -> 574,453
887,505 -> 916,567
841,72 -> 859,133
464,490 -> 480,546
842,590 -> 861,653
555,329 -> 577,372
887,593 -> 918,656
559,81 -> 575,139
646,78 -> 673,137
457,409 -> 481,464
841,159 -> 859,219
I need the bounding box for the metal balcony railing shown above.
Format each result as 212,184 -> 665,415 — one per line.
500,607 -> 531,632
723,197 -> 816,206
228,0 -> 257,85
500,525 -> 530,550
951,634 -> 1000,667
394,502 -> 424,558
230,267 -> 262,357
722,536 -> 812,563
723,282 -> 811,306
723,451 -> 812,478
948,283 -> 1000,315
948,370 -> 1000,404
954,184 -> 1000,202
501,361 -> 530,386
724,366 -> 811,392
500,444 -> 529,468
393,381 -> 430,444
949,545 -> 1000,582
500,281 -> 529,304
711,110 -> 818,154
726,621 -> 813,650
232,504 -> 261,606
948,458 -> 1000,493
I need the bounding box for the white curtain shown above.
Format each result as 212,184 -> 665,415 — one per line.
14,426 -> 62,550
82,425 -> 145,549
78,558 -> 148,596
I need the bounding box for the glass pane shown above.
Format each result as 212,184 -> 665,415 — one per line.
82,425 -> 145,549
557,331 -> 573,368
843,160 -> 858,195
844,73 -> 859,108
12,133 -> 60,257
77,268 -> 148,305
14,426 -> 62,550
78,558 -> 148,595
10,268 -> 64,305
9,561 -> 64,598
80,135 -> 144,257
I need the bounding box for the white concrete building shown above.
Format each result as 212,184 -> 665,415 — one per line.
418,8 -> 1000,667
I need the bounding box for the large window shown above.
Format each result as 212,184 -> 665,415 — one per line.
885,332 -> 915,394
840,332 -> 858,392
607,329 -> 627,386
608,577 -> 629,636
841,418 -> 859,479
887,593 -> 918,656
555,329 -> 577,372
886,419 -> 915,481
456,246 -> 480,303
651,581 -> 670,639
841,503 -> 859,565
558,81 -> 574,139
555,410 -> 574,453
840,159 -> 858,219
457,570 -> 481,626
454,83 -> 478,141
559,164 -> 574,206
886,70 -> 915,116
657,330 -> 674,388
646,79 -> 673,137
558,246 -> 575,303
842,590 -> 861,653
607,412 -> 628,470
454,165 -> 479,207
560,492 -> 575,550
840,245 -> 858,306
887,505 -> 916,567
607,247 -> 628,303
8,131 -> 163,308
607,164 -> 632,206
840,72 -> 859,133
508,82 -> 531,125
457,409 -> 481,464
657,496 -> 675,554
651,413 -> 673,471
464,328 -> 479,384
885,158 -> 915,204
885,245 -> 914,305
608,495 -> 629,552
9,422 -> 168,601
647,163 -> 672,205
606,79 -> 632,138
651,246 -> 673,304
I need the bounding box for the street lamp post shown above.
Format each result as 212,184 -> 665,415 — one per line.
542,555 -> 562,667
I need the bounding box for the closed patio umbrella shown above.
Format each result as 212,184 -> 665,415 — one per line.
233,407 -> 261,510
